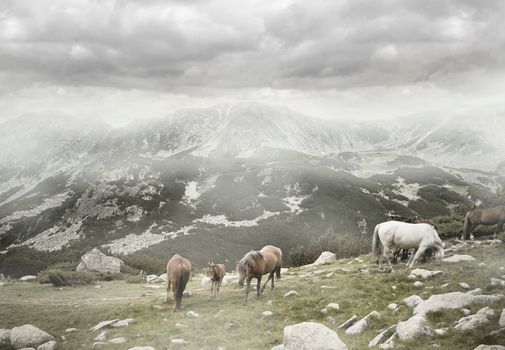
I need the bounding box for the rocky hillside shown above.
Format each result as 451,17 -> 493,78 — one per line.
0,237 -> 504,349
0,103 -> 504,268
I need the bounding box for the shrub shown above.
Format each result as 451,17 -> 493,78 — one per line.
38,269 -> 97,286
119,252 -> 166,275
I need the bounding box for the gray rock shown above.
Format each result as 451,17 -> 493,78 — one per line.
171,339 -> 188,346
186,311 -> 199,319
326,303 -> 340,311
378,333 -> 396,349
89,320 -> 119,332
338,315 -> 357,329
443,254 -> 476,263
345,311 -> 380,335
409,269 -> 443,279
76,248 -> 123,274
91,342 -> 107,349
313,252 -> 337,266
402,295 -> 423,308
275,322 -> 347,350
108,337 -> 126,344
500,309 -> 505,327
473,346 -> 505,350
94,332 -> 107,342
112,319 -> 133,327
368,324 -> 396,348
490,278 -> 505,287
37,341 -> 58,350
283,291 -> 299,298
0,329 -> 11,344
414,281 -> 424,288
413,291 -> 502,316
128,347 -> 156,350
397,315 -> 432,340
19,275 -> 37,282
455,307 -> 495,331
387,303 -> 398,310
10,325 -> 55,349
460,283 -> 470,289
434,328 -> 448,336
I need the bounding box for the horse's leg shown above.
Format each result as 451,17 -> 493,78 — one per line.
271,270 -> 276,290
261,272 -> 273,293
216,280 -> 221,297
408,245 -> 428,269
166,280 -> 171,302
256,275 -> 262,298
244,278 -> 251,304
383,246 -> 394,273
406,248 -> 416,267
209,281 -> 213,300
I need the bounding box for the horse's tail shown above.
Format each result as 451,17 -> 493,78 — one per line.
463,212 -> 471,240
371,224 -> 383,259
175,265 -> 190,309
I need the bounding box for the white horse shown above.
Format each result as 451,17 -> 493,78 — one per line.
372,221 -> 444,272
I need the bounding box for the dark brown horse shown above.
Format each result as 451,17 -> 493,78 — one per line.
207,263 -> 225,300
166,254 -> 192,311
463,206 -> 505,240
237,245 -> 282,303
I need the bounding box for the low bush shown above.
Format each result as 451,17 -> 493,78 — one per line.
38,269 -> 97,286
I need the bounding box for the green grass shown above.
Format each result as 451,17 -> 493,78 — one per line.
1,237 -> 505,349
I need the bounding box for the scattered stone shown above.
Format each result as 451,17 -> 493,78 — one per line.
175,323 -> 187,328
89,320 -> 119,332
460,283 -> 470,289
145,275 -> 158,283
490,278 -> 505,287
10,325 -> 55,349
313,252 -> 337,266
455,307 -> 495,331
157,273 -> 168,282
94,332 -> 107,342
387,303 -> 398,311
409,269 -> 443,279
320,309 -> 328,314
414,281 -> 424,288
128,347 -> 156,350
402,295 -> 423,308
186,311 -> 199,319
183,291 -> 192,297
441,283 -> 450,288
462,309 -> 471,316
171,338 -> 188,346
37,340 -> 58,350
152,305 -> 164,310
112,319 -> 133,327
397,315 -> 432,340
144,284 -> 162,289
92,341 -> 108,349
500,309 -> 505,327
283,291 -> 299,298
368,324 -> 396,348
108,337 -> 126,344
19,275 -> 37,282
434,328 -> 448,336
326,303 -> 340,312
443,254 -> 476,263
467,288 -> 483,295
345,311 -> 380,335
273,322 -> 348,350
479,262 -> 486,267
378,333 -> 396,349
262,311 -> 273,317
338,315 -> 357,329
473,345 -> 505,350
76,248 -> 123,274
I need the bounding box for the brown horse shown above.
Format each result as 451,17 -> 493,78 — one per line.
166,254 -> 192,311
207,263 -> 225,300
464,206 -> 505,240
237,245 -> 282,303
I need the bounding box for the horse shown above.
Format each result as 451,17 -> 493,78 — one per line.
463,206 -> 505,240
236,245 -> 282,303
207,263 -> 225,300
165,254 -> 192,311
372,221 -> 444,272
392,218 -> 437,263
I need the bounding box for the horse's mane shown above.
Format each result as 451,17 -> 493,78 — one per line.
238,250 -> 264,271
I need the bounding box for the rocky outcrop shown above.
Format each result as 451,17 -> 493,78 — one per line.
345,311 -> 380,335
413,291 -> 502,316
396,315 -> 432,340
76,249 -> 123,274
10,325 -> 55,350
313,252 -> 337,266
455,307 -> 495,331
272,322 -> 348,350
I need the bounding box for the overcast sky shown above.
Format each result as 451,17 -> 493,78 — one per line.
1,0 -> 504,126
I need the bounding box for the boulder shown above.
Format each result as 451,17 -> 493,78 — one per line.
313,252 -> 337,266
396,315 -> 432,340
409,269 -> 443,279
455,307 -> 495,331
490,278 -> 505,287
76,248 -> 123,274
473,346 -> 505,350
0,329 -> 11,344
378,333 -> 396,349
273,322 -> 347,350
89,320 -> 119,332
37,341 -> 58,350
326,303 -> 340,312
401,295 -> 423,308
19,275 -> 37,282
368,324 -> 396,348
413,291 -> 501,316
345,311 -> 380,335
10,325 -> 55,349
443,254 -> 476,263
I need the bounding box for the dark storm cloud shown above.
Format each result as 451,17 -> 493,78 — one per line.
0,0 -> 504,92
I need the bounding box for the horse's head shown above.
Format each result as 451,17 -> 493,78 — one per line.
207,263 -> 215,278
434,246 -> 445,265
236,263 -> 246,286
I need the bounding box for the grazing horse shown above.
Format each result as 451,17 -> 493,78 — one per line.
463,206 -> 505,240
392,218 -> 437,263
236,245 -> 282,303
372,221 -> 444,272
166,254 -> 192,311
207,263 -> 225,300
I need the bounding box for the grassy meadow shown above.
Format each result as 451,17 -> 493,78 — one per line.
1,235 -> 505,350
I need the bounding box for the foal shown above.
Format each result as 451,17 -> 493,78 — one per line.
207,263 -> 225,300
